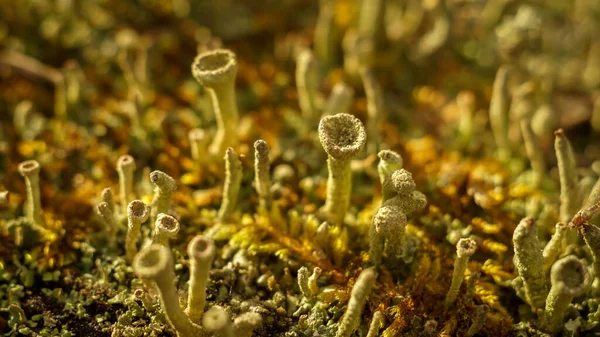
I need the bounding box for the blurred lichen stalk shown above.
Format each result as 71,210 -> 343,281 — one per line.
2,0 -> 600,336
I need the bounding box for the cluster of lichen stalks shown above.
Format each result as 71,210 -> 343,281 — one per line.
7,41 -> 600,337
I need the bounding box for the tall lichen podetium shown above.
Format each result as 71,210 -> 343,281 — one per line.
186,235 -> 216,322
152,214 -> 180,247
18,160 -> 42,226
555,129 -> 580,246
296,49 -> 320,122
318,113 -> 367,226
133,244 -> 206,337
336,268 -> 377,337
117,155 -> 136,217
570,202 -> 600,278
512,216 -> 547,309
149,170 -> 177,222
254,140 -> 272,212
126,200 -> 151,263
489,66 -> 510,160
445,238 -> 477,306
191,49 -> 239,156
543,222 -> 568,272
543,256 -> 591,334
218,147 -> 242,223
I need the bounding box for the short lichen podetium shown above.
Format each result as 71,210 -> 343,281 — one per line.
336,268 -> 377,337
318,113 -> 367,225
512,216 -> 547,309
149,170 -> 177,221
543,256 -> 591,334
444,238 -> 477,307
369,203 -> 406,267
365,310 -> 384,337
133,244 -> 205,337
377,150 -> 402,185
117,155 -> 136,217
233,312 -> 263,337
218,147 -> 242,223
296,49 -> 320,122
202,306 -> 233,337
191,49 -> 239,156
520,119 -> 545,188
254,140 -> 272,212
18,160 -> 42,225
152,214 -> 180,247
126,200 -> 151,263
101,187 -> 115,216
186,235 -> 216,322
189,128 -> 209,167
555,129 -> 580,245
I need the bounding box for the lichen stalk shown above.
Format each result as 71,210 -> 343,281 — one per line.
296,49 -> 320,122
314,0 -> 338,67
466,305 -> 487,337
555,129 -> 580,246
520,120 -> 544,188
297,266 -> 311,297
191,49 -> 239,156
543,223 -> 567,272
336,268 -> 377,337
365,310 -> 384,337
543,256 -> 591,334
369,203 -> 406,267
254,140 -> 272,211
361,68 -> 384,152
218,147 -> 243,222
489,66 -> 510,159
377,150 -> 402,185
189,128 -> 209,166
512,217 -> 547,309
133,244 -> 206,337
318,113 -> 367,225
101,187 -> 115,215
117,155 -> 136,217
445,238 -> 477,306
186,235 -> 216,322
150,170 -> 177,220
97,202 -> 116,235
308,267 -> 322,296
126,200 -> 151,263
323,82 -> 354,116
152,213 -> 180,246
18,160 -> 42,225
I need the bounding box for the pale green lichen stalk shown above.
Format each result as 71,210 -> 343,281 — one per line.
296,49 -> 320,121
152,213 -> 180,246
254,140 -> 272,211
377,150 -> 402,185
297,266 -> 311,297
18,160 -> 42,225
116,155 -> 136,217
126,200 -> 151,263
336,268 -> 377,337
101,187 -> 115,215
218,147 -> 243,222
308,266 -> 321,296
186,235 -> 216,322
202,306 -> 233,337
323,82 -> 354,116
520,119 -> 545,188
489,66 -> 510,160
150,170 -> 177,220
189,128 -> 208,166
360,68 -> 384,152
133,244 -> 206,337
543,256 -> 591,334
466,305 -> 487,337
543,222 -> 567,272
318,113 -> 367,225
445,238 -> 477,306
512,216 -> 547,309
369,203 -> 406,267
97,202 -> 116,236
192,49 -> 239,156
365,310 -> 384,337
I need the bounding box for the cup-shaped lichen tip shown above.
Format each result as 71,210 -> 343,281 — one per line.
550,256 -> 591,298
154,213 -> 180,244
456,237 -> 477,258
192,49 -> 237,87
318,113 -> 367,160
133,244 -> 173,281
128,200 -> 151,226
188,235 -> 216,262
18,160 -> 40,177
